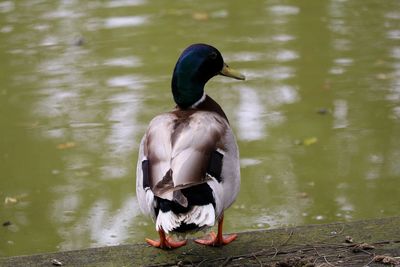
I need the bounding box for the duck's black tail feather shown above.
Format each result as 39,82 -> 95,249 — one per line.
154,183 -> 216,233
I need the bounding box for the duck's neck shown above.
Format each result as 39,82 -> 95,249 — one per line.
171,71 -> 205,109
190,92 -> 206,108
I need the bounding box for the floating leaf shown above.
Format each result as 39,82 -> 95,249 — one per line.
4,193 -> 29,205
376,73 -> 388,80
4,197 -> 17,205
57,142 -> 76,150
192,12 -> 209,21
297,192 -> 308,198
303,137 -> 318,146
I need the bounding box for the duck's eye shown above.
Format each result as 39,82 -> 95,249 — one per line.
209,52 -> 218,60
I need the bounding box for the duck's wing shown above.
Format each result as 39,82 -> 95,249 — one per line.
136,112 -> 174,217
168,111 -> 228,188
136,110 -> 240,222
137,111 -> 229,204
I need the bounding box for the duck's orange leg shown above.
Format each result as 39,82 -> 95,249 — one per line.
195,214 -> 237,246
145,228 -> 187,249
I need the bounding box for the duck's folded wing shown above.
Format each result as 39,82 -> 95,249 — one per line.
143,113 -> 175,191
169,112 -> 227,187
144,111 -> 228,200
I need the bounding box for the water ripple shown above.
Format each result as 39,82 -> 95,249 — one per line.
236,86 -> 265,141
104,57 -> 142,68
272,34 -> 296,42
269,5 -> 300,16
274,49 -> 299,62
387,30 -> 400,40
107,75 -> 145,89
107,0 -> 145,8
0,1 -> 14,13
104,16 -> 148,28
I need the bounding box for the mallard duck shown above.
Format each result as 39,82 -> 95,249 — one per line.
136,43 -> 245,249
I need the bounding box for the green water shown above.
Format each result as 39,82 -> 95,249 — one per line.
1,0 -> 400,257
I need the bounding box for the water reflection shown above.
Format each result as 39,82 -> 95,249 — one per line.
2,0 -> 400,257
104,16 -> 148,29
272,34 -> 295,42
229,51 -> 266,62
332,99 -> 348,129
246,66 -> 295,81
271,85 -> 299,105
103,89 -> 142,179
43,9 -> 82,20
365,154 -> 383,181
52,196 -> 140,250
274,49 -> 299,62
103,56 -> 142,68
7,0 -> 147,254
269,5 -> 300,16
387,30 -> 400,40
236,86 -> 265,141
0,1 -> 14,13
107,0 -> 145,8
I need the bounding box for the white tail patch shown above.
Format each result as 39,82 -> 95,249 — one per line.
156,204 -> 215,234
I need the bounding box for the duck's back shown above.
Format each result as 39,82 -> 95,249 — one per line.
136,106 -> 240,231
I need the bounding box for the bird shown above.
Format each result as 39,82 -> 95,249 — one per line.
136,43 -> 245,249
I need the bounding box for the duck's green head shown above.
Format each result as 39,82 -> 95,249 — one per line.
171,43 -> 245,109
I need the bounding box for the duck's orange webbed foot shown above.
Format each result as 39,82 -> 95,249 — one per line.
195,231 -> 237,246
146,229 -> 187,249
194,214 -> 237,246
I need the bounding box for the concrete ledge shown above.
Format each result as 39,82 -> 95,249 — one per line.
1,216 -> 400,266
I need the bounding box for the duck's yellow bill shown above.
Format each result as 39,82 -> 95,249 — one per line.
220,64 -> 245,80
